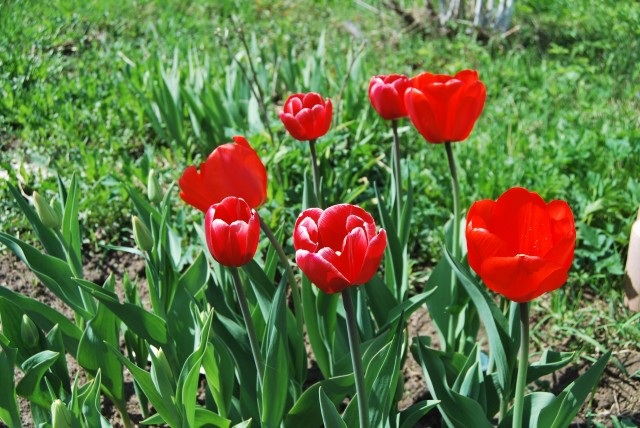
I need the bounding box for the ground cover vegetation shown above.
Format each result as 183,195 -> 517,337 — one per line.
1,0 -> 639,426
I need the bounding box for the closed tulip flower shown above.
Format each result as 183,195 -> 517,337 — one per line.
293,204 -> 386,294
405,69 -> 486,144
279,92 -> 332,141
179,136 -> 267,212
466,187 -> 576,303
205,196 -> 260,267
368,74 -> 410,120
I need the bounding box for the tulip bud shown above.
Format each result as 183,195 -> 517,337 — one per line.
51,399 -> 71,428
132,216 -> 153,252
21,314 -> 39,348
33,192 -> 61,229
153,347 -> 174,378
147,169 -> 163,204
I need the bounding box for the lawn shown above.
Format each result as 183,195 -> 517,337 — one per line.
1,0 -> 639,426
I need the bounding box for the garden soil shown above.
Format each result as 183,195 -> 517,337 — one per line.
1,252 -> 638,427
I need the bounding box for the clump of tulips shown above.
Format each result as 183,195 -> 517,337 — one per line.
0,67 -> 609,428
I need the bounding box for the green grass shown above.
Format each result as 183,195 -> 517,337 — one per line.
1,0 -> 639,348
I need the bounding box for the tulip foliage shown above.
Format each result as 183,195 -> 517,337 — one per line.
0,63 -> 611,428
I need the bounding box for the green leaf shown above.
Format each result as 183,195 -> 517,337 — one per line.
415,340 -> 493,428
232,419 -> 253,428
78,371 -> 113,428
498,392 -> 555,428
444,247 -> 510,394
0,288 -> 82,357
7,182 -> 65,260
203,339 -> 235,418
527,349 -> 575,384
318,387 -> 347,428
176,310 -> 214,427
106,342 -> 181,427
538,351 -> 611,428
286,374 -> 354,427
378,288 -> 436,331
363,274 -> 399,327
61,173 -> 83,278
73,278 -> 168,347
179,251 -> 209,296
368,319 -> 405,428
301,276 -> 332,378
398,399 -> 439,428
0,339 -> 21,428
194,407 -> 232,428
374,185 -> 403,295
261,281 -> 289,428
0,233 -> 90,319
16,350 -> 59,407
77,290 -> 125,414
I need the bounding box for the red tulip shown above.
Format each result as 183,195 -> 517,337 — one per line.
279,92 -> 332,141
368,74 -> 410,120
179,136 -> 267,212
293,204 -> 387,294
405,70 -> 486,144
205,196 -> 260,267
465,187 -> 576,303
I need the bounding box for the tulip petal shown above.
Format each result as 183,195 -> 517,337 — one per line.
341,227 -> 368,282
354,230 -> 387,285
405,88 -> 443,143
319,205 -> 374,251
296,250 -> 350,294
449,81 -> 486,142
480,255 -> 568,302
491,188 -> 554,256
466,228 -> 511,276
280,112 -> 307,141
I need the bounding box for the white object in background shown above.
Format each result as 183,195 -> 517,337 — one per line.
624,207 -> 640,311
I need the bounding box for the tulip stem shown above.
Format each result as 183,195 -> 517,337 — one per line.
445,142 -> 461,351
513,302 -> 530,428
231,267 -> 265,389
259,217 -> 305,339
392,119 -> 402,225
342,288 -> 369,428
308,138 -> 323,207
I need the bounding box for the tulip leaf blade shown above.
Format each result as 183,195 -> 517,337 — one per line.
301,275 -> 332,378
106,341 -> 182,427
61,173 -> 83,279
414,339 -> 493,428
178,250 -> 209,297
497,392 -> 556,428
73,278 -> 168,347
537,351 -> 611,428
444,246 -> 510,395
194,407 -> 232,428
286,374 -> 354,427
261,280 -> 289,428
6,182 -> 65,260
0,232 -> 90,320
319,387 -> 348,428
0,288 -> 82,357
16,350 -> 59,407
398,399 -> 440,428
0,338 -> 22,428
373,185 -> 404,297
176,309 -> 215,428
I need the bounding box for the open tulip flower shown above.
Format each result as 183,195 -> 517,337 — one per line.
405,69 -> 486,144
368,74 -> 410,121
179,136 -> 267,212
466,187 -> 576,303
205,196 -> 260,267
279,92 -> 332,141
293,204 -> 387,294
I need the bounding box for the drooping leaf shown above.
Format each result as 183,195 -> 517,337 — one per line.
318,387 -> 347,428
